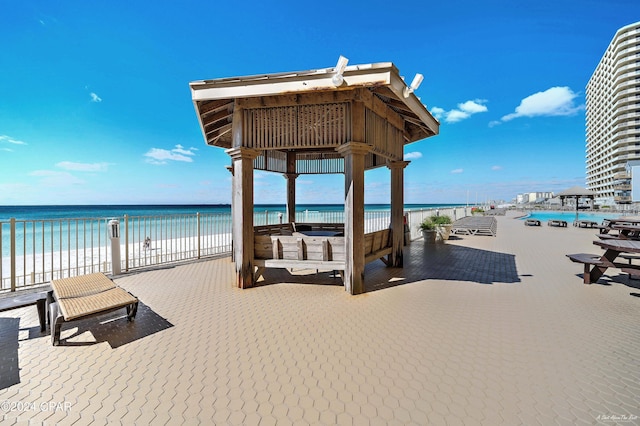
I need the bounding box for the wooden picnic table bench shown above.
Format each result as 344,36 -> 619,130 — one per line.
567,238 -> 640,284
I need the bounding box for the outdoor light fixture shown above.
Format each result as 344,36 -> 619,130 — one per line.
332,55 -> 349,86
403,73 -> 424,98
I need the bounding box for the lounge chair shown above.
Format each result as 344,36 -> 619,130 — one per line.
451,216 -> 497,236
48,273 -> 138,346
547,219 -> 568,227
524,219 -> 541,226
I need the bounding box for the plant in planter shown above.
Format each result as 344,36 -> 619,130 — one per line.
430,215 -> 453,241
419,218 -> 438,243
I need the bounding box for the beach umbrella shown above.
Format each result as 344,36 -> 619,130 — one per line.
555,186 -> 597,221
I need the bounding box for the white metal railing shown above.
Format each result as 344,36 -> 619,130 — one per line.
1,207 -> 466,293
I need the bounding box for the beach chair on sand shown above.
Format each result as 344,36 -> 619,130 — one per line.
48,273 -> 138,346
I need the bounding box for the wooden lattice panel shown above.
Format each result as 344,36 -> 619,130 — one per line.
244,103 -> 352,150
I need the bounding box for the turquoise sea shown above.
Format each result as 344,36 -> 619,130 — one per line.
0,204 -> 463,221
1,204 -> 464,266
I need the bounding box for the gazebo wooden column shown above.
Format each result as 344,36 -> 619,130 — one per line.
284,173 -> 298,224
388,161 -> 410,267
337,142 -> 371,295
226,147 -> 260,289
284,151 -> 298,224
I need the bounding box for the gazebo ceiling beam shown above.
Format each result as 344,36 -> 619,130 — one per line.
197,99 -> 233,116
203,110 -> 233,133
354,88 -> 405,132
205,123 -> 232,141
236,91 -> 356,109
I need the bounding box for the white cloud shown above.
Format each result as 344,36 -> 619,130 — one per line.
0,135 -> 27,145
172,144 -> 198,156
144,145 -> 197,165
431,100 -> 488,123
56,161 -> 110,172
501,87 -> 583,122
451,168 -> 464,174
430,107 -> 445,117
29,170 -> 84,186
458,100 -> 488,114
90,92 -> 102,102
404,152 -> 423,160
491,165 -> 503,171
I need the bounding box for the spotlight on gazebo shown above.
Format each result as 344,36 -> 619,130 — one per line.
403,73 -> 424,98
332,55 -> 349,86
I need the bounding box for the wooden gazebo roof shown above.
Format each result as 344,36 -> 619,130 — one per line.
190,62 -> 439,174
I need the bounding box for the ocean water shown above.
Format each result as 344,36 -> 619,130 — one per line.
0,204 -> 463,262
0,204 -> 463,221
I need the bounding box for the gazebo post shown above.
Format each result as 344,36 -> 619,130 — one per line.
338,142 -> 371,295
226,146 -> 261,289
284,152 -> 298,224
226,164 -> 234,261
388,161 -> 409,267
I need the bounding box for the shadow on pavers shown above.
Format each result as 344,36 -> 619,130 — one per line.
0,317 -> 20,390
55,302 -> 173,349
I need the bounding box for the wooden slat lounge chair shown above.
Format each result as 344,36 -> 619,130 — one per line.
547,219 -> 568,227
451,216 -> 497,236
48,273 -> 138,346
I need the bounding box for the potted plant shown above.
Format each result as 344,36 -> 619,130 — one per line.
419,218 -> 438,243
430,215 -> 453,241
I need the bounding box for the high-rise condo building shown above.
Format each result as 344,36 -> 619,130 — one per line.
586,21 -> 640,205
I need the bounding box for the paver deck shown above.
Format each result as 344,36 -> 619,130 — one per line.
1,212 -> 639,425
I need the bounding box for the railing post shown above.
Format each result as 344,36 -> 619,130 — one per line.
10,218 -> 16,292
108,219 -> 121,275
124,214 -> 129,272
197,212 -> 201,259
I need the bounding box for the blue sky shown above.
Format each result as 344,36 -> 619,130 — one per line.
1,1 -> 638,206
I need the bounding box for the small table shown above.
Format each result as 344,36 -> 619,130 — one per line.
0,291 -> 48,332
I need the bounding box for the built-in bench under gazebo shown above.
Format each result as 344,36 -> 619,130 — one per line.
190,58 -> 439,294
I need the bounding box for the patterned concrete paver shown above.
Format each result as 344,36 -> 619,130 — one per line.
1,211 -> 639,424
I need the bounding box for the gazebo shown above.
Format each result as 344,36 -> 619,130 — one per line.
556,186 -> 597,221
190,58 -> 439,294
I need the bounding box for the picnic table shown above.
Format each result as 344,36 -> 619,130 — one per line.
596,223 -> 640,241
598,217 -> 640,234
567,238 -> 640,284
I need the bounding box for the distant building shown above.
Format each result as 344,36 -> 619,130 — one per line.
586,21 -> 640,205
516,192 -> 554,204
627,160 -> 640,202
